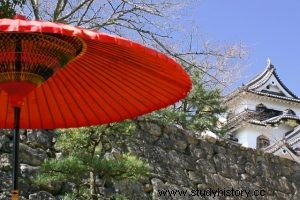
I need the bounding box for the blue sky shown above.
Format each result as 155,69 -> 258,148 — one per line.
192,0 -> 300,95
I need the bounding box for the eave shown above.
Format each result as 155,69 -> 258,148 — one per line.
225,90 -> 300,106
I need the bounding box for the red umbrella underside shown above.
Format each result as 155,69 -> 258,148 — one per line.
0,17 -> 191,129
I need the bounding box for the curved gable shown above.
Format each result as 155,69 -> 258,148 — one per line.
245,61 -> 298,99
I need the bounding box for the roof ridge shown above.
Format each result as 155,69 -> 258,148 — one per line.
225,60 -> 299,102
245,59 -> 273,87
245,59 -> 298,99
271,67 -> 298,98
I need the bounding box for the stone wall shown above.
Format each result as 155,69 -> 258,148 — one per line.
129,121 -> 300,200
1,121 -> 300,199
0,130 -> 56,200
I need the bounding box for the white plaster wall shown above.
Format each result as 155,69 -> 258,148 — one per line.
235,124 -> 293,149
226,92 -> 300,116
262,124 -> 292,143
236,127 -> 260,148
227,97 -> 249,115
243,94 -> 300,115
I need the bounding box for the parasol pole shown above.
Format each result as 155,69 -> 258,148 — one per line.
12,37 -> 22,200
12,107 -> 21,200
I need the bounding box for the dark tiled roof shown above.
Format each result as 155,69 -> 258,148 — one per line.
245,62 -> 298,98
225,61 -> 300,103
263,114 -> 300,124
245,64 -> 274,90
286,125 -> 300,140
225,87 -> 300,104
248,90 -> 300,103
260,89 -> 285,97
226,108 -> 300,130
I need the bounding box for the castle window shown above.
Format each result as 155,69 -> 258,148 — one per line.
256,103 -> 266,112
256,135 -> 270,149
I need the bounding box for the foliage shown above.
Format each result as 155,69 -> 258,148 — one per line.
54,120 -> 137,157
34,156 -> 86,186
146,62 -> 227,134
64,191 -> 129,200
34,121 -> 148,199
0,0 -> 25,18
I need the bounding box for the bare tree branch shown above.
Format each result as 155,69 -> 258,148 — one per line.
21,0 -> 246,91
53,0 -> 68,21
77,0 -> 94,26
30,0 -> 40,20
56,0 -> 94,22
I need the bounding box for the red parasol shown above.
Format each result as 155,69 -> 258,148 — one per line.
0,15 -> 191,199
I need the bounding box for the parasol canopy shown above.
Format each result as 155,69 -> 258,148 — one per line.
0,16 -> 191,129
0,15 -> 192,200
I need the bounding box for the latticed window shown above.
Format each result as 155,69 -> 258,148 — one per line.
256,135 -> 270,149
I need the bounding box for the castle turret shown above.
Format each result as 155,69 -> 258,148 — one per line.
225,60 -> 300,161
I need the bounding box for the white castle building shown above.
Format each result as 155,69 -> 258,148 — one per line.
225,60 -> 300,162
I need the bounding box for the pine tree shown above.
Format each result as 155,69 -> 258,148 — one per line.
34,122 -> 148,200
145,62 -> 227,134
0,0 -> 25,18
